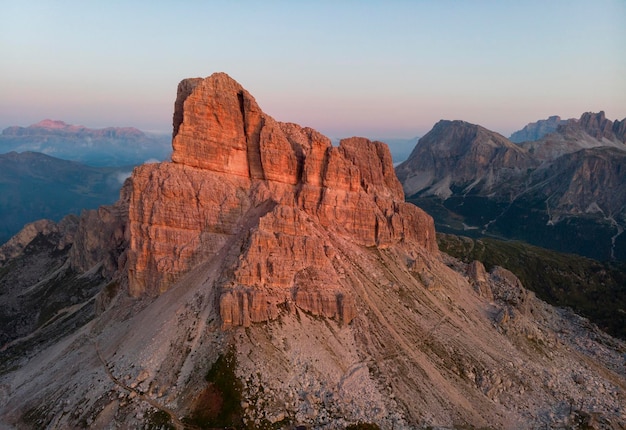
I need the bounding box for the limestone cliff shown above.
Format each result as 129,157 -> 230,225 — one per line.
127,72 -> 436,328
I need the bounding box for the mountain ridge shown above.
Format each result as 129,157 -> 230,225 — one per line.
397,112 -> 626,261
0,74 -> 625,429
509,111 -> 626,145
0,120 -> 171,167
0,151 -> 130,246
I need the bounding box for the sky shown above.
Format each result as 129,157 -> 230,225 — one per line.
1,0 -> 625,140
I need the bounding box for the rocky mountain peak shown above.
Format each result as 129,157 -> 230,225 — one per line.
424,119 -> 523,153
577,110 -> 626,143
509,115 -> 566,143
396,119 -> 535,198
127,72 -> 437,327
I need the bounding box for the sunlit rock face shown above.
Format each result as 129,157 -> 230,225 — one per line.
127,72 -> 436,326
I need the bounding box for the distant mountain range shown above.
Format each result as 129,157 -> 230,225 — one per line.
396,111 -> 626,261
0,119 -> 171,167
0,151 -> 131,245
0,120 -> 173,245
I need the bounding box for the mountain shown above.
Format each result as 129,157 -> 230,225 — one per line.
0,151 -> 131,245
577,111 -> 626,143
0,120 -> 171,167
510,112 -> 626,146
509,115 -> 566,143
396,113 -> 626,261
1,73 -> 625,429
517,112 -> 626,161
395,120 -> 537,199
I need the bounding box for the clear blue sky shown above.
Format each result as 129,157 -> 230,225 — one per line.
1,0 -> 625,138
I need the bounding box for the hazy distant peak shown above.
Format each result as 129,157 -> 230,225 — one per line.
509,115 -> 567,143
510,111 -> 626,145
2,119 -> 146,138
0,119 -> 172,167
33,119 -> 75,129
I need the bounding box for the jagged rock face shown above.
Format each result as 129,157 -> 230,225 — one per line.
395,120 -> 537,198
529,146 -> 626,218
509,115 -> 565,143
578,111 -> 626,143
127,72 -> 436,328
70,179 -> 131,279
220,204 -> 357,326
518,112 -> 626,161
170,74 -> 300,184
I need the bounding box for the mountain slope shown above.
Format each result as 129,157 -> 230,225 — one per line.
438,233 -> 626,339
0,74 -> 625,429
0,151 -> 130,245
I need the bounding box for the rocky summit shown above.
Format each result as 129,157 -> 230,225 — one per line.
1,73 -> 625,429
128,72 -> 436,326
395,120 -> 537,199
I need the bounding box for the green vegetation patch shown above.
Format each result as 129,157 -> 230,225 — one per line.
184,347 -> 243,429
346,423 -> 381,430
144,409 -> 175,430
